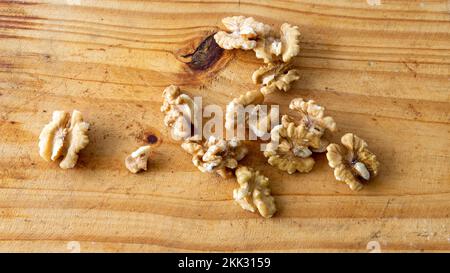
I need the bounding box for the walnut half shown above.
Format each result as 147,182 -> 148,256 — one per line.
125,145 -> 151,174
161,85 -> 197,140
263,98 -> 336,174
233,166 -> 276,218
252,63 -> 300,96
326,133 -> 380,191
181,135 -> 248,178
214,16 -> 274,50
264,123 -> 315,174
287,98 -> 337,150
38,110 -> 89,169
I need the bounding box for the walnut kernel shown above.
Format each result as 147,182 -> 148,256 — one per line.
252,63 -> 300,95
181,135 -> 248,178
252,22 -> 301,64
214,16 -> 273,50
233,166 -> 276,218
38,110 -> 90,169
280,23 -> 301,62
326,133 -> 380,191
161,85 -> 196,140
125,145 -> 151,174
264,124 -> 315,174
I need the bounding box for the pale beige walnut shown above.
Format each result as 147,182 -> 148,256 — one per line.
125,145 -> 151,174
326,133 -> 380,191
38,111 -> 70,162
264,124 -> 315,174
280,23 -> 301,62
263,98 -> 336,174
225,90 -> 265,131
161,85 -> 196,140
252,63 -> 300,95
181,135 -> 248,178
214,16 -> 273,50
233,166 -> 276,218
38,110 -> 89,169
253,23 -> 301,63
287,98 -> 337,150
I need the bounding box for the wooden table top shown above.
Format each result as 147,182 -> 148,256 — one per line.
0,0 -> 449,252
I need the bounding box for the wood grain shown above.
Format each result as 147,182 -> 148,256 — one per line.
0,0 -> 449,252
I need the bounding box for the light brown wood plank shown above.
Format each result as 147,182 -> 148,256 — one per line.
0,0 -> 449,252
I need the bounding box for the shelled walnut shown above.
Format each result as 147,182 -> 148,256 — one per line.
38,110 -> 89,169
214,16 -> 274,50
125,145 -> 151,174
252,63 -> 300,95
326,133 -> 380,191
263,123 -> 315,174
161,85 -> 197,140
263,98 -> 336,174
288,98 -> 336,151
233,166 -> 276,218
181,135 -> 248,178
253,23 -> 301,63
279,23 -> 301,62
225,90 -> 265,131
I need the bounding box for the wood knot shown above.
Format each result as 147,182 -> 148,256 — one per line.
177,33 -> 225,71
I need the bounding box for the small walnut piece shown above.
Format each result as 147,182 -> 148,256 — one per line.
326,133 -> 380,191
233,166 -> 276,218
280,23 -> 301,62
181,135 -> 248,178
125,145 -> 151,174
38,110 -> 90,169
252,63 -> 300,95
161,85 -> 196,140
214,16 -> 273,50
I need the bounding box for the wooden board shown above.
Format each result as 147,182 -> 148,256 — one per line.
0,0 -> 449,253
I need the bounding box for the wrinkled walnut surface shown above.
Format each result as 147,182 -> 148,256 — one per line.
38,110 -> 89,169
280,23 -> 301,62
234,166 -> 276,218
252,23 -> 301,64
214,16 -> 301,66
287,98 -> 336,149
125,145 -> 151,174
161,85 -> 196,140
252,63 -> 300,95
326,133 -> 380,191
181,135 -> 248,178
214,16 -> 274,50
263,98 -> 336,174
264,123 -> 315,174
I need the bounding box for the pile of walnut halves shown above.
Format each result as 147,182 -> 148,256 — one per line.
36,16 -> 381,219
158,16 -> 380,218
160,85 -> 276,218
